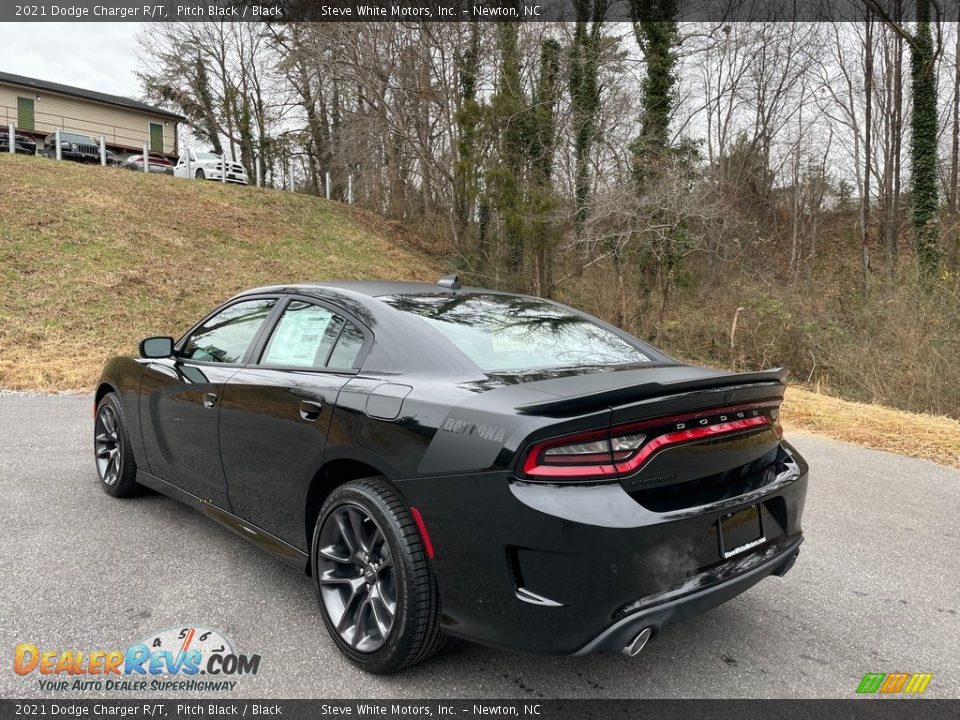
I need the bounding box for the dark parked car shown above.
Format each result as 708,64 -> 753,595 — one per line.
95,278 -> 808,673
0,128 -> 36,155
41,131 -> 114,163
120,153 -> 174,175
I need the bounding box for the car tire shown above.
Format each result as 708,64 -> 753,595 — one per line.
195,169 -> 205,180
311,477 -> 443,674
94,392 -> 140,498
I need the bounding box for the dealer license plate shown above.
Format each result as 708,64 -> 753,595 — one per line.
719,505 -> 764,558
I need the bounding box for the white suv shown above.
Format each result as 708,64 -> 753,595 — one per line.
173,150 -> 249,185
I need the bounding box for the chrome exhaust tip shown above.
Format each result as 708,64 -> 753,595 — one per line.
622,627 -> 652,657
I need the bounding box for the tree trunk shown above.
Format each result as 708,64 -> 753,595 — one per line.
569,1 -> 604,248
910,0 -> 941,277
886,21 -> 903,272
861,13 -> 873,295
950,22 -> 960,215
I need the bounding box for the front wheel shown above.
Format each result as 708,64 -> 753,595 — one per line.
94,393 -> 140,497
195,168 -> 205,180
312,477 -> 443,673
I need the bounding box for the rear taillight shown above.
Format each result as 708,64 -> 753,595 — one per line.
520,403 -> 780,481
521,428 -> 646,479
770,406 -> 783,438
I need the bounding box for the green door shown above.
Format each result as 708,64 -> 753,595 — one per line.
149,122 -> 163,153
17,97 -> 34,131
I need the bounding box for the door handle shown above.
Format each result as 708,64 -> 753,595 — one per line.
299,400 -> 323,421
203,392 -> 218,409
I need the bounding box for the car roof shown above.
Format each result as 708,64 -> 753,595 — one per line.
226,279 -> 667,376
236,279 -> 513,299
230,280 -> 516,376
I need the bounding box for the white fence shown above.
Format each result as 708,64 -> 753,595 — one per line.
6,123 -> 354,203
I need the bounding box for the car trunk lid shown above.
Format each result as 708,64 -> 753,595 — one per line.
512,365 -> 787,416
512,366 -> 788,504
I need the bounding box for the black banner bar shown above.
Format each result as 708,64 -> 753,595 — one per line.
2,0 -> 957,23
2,700 -> 960,720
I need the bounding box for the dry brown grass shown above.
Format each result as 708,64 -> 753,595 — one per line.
0,154 -> 448,390
783,386 -> 960,468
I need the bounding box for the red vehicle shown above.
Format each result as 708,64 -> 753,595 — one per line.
120,153 -> 174,175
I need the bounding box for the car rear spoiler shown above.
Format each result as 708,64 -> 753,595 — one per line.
514,367 -> 789,415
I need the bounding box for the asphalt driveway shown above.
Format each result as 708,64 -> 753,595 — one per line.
0,392 -> 957,698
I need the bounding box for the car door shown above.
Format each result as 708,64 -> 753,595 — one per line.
139,296 -> 280,509
218,297 -> 370,549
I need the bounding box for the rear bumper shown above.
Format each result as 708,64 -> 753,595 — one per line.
126,165 -> 173,174
397,441 -> 807,656
573,537 -> 802,655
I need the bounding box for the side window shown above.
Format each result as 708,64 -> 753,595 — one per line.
259,301 -> 366,370
180,298 -> 276,363
261,302 -> 343,368
327,323 -> 365,369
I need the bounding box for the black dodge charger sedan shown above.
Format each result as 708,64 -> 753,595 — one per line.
95,278 -> 807,673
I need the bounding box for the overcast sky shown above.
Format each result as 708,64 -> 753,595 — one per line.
0,23 -> 144,99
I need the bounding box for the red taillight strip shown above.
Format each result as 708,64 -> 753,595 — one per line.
521,405 -> 778,480
521,426 -> 617,478
611,415 -> 769,475
522,456 -> 619,478
409,506 -> 435,559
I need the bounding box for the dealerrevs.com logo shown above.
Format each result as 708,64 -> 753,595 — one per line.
13,626 -> 261,693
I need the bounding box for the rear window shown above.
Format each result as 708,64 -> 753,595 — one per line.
380,293 -> 651,373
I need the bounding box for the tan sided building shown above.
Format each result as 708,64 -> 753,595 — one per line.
0,71 -> 183,158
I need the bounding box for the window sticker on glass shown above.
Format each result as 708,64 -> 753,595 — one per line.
262,303 -> 338,368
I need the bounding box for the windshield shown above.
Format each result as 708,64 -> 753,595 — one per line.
61,133 -> 94,143
195,152 -> 219,160
380,293 -> 652,373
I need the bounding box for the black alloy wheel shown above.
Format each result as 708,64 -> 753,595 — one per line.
311,478 -> 443,673
316,503 -> 397,653
94,403 -> 122,487
94,393 -> 140,497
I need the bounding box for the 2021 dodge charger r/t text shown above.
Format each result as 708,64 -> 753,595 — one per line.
95,278 -> 807,673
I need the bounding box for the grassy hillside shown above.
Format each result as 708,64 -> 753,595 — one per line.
3,154 -> 959,468
783,387 -> 960,469
0,154 -> 447,390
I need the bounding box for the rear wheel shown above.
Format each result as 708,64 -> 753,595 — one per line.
312,477 -> 443,673
94,393 -> 140,497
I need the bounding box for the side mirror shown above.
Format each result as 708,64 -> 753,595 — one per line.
139,336 -> 174,359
